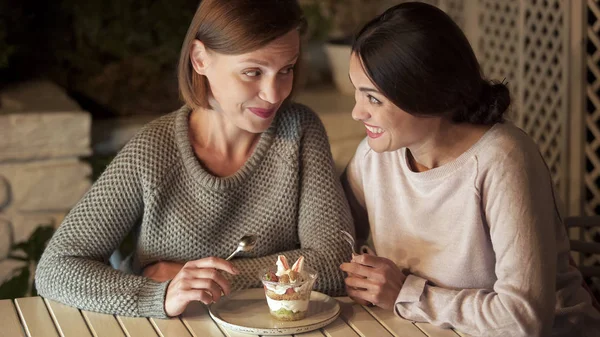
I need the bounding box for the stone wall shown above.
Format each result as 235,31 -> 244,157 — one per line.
0,81 -> 92,282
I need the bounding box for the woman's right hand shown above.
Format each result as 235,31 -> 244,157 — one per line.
345,253 -> 372,306
340,254 -> 406,310
164,257 -> 239,317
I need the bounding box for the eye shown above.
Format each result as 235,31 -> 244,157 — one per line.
280,66 -> 295,75
243,70 -> 261,77
367,94 -> 382,105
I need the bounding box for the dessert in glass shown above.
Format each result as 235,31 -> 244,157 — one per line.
259,255 -> 317,321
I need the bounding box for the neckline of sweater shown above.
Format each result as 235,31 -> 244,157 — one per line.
399,122 -> 502,181
174,106 -> 277,191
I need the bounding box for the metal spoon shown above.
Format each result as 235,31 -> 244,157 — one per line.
225,234 -> 258,260
340,229 -> 358,255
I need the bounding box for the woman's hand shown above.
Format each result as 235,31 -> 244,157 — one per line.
143,261 -> 185,282
164,257 -> 239,317
340,254 -> 406,310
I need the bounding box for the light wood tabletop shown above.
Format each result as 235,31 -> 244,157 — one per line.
0,296 -> 471,337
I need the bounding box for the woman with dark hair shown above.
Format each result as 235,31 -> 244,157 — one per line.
340,2 -> 600,336
35,0 -> 353,318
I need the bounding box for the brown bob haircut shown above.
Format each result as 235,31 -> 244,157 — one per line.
178,0 -> 306,109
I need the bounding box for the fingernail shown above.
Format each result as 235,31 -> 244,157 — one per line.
233,267 -> 240,274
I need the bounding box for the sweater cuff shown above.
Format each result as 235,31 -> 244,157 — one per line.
138,279 -> 171,318
396,274 -> 427,303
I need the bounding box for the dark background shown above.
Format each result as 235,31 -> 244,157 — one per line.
0,0 -> 200,118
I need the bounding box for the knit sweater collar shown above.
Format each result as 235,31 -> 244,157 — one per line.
174,106 -> 277,191
400,122 -> 501,181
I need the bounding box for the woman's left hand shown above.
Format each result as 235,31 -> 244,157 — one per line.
340,254 -> 406,310
143,261 -> 185,282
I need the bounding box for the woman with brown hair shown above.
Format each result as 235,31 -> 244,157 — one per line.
35,0 -> 353,318
340,2 -> 600,336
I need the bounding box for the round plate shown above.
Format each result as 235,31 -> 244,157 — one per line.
208,288 -> 340,336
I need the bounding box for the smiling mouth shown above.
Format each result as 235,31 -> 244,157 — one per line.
365,125 -> 384,134
248,107 -> 275,119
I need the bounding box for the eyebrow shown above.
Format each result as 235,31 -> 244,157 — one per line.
241,53 -> 300,66
348,74 -> 379,94
358,87 -> 379,94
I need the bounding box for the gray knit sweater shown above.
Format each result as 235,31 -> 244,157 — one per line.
35,103 -> 354,318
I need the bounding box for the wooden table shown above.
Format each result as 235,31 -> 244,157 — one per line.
0,296 -> 470,337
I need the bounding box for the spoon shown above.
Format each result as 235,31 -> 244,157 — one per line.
225,234 -> 258,260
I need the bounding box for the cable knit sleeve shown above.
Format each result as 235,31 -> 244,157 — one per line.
35,137 -> 170,318
227,106 -> 354,296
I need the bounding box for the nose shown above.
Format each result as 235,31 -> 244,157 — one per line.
351,101 -> 370,122
258,78 -> 282,104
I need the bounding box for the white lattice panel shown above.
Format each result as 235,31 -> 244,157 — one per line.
439,0 -> 465,29
470,1 -> 568,207
476,0 -> 520,106
520,1 -> 569,204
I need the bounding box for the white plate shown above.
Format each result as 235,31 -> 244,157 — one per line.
208,288 -> 340,336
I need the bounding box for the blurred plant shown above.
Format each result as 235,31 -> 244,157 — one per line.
0,24 -> 16,69
300,0 -> 395,42
47,0 -> 197,115
299,1 -> 333,42
0,224 -> 55,299
0,1 -> 18,72
57,0 -> 194,80
86,154 -> 116,182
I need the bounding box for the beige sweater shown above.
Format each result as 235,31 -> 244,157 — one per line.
344,122 -> 600,337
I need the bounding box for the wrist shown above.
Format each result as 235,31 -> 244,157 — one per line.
396,274 -> 428,304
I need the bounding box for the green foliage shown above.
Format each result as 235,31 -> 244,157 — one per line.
0,25 -> 16,69
0,224 -> 55,299
300,0 -> 395,41
300,2 -> 333,41
86,154 -> 116,182
1,0 -> 197,113
0,2 -> 17,70
57,0 -> 195,79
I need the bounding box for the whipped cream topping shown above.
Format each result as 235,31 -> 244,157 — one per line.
266,297 -> 309,313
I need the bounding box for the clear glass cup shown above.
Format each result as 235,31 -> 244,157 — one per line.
259,266 -> 318,321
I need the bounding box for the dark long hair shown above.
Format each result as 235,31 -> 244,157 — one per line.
352,2 -> 510,125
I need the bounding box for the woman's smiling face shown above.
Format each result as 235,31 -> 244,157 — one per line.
348,53 -> 437,153
192,29 -> 300,133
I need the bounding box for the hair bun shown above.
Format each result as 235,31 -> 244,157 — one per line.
466,81 -> 510,125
